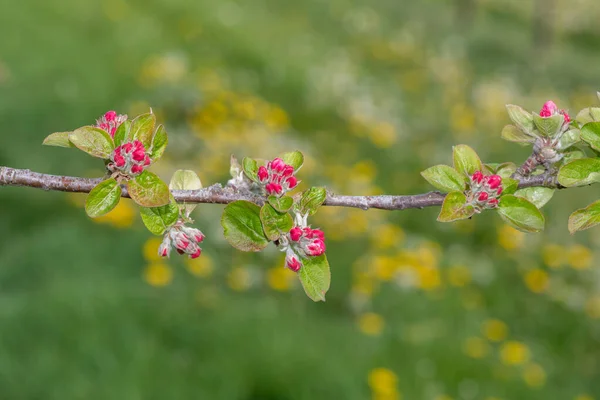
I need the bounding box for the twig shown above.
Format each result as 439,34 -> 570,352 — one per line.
0,166 -> 561,211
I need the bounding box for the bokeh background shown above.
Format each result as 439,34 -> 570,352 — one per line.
1,0 -> 600,399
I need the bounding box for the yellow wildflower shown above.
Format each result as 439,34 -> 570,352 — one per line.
368,368 -> 398,396
567,245 -> 592,270
358,313 -> 385,336
447,265 -> 472,287
522,363 -> 546,388
184,254 -> 214,278
482,319 -> 508,342
500,341 -> 530,365
524,269 -> 549,294
144,263 -> 172,287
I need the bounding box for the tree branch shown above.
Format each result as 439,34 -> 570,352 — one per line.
0,166 -> 561,211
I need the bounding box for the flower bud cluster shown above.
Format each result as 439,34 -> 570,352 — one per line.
159,224 -> 205,259
96,110 -> 127,138
539,101 -> 571,125
257,158 -> 298,196
470,171 -> 502,209
108,140 -> 151,175
283,226 -> 326,272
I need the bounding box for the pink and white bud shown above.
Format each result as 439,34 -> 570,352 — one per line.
109,140 -> 151,176
471,171 -> 484,184
158,237 -> 171,258
282,165 -> 294,178
285,176 -> 298,189
189,248 -> 202,259
183,227 -> 205,243
270,158 -> 285,173
286,251 -> 302,272
95,110 -> 127,138
488,198 -> 499,207
539,101 -> 558,118
257,166 -> 269,182
478,192 -> 489,202
486,175 -> 502,189
289,227 -> 303,241
173,232 -> 190,251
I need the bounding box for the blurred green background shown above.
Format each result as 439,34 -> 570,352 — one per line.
1,0 -> 600,399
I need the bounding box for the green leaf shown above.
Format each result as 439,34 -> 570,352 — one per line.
130,112 -> 156,149
483,162 -> 516,178
295,187 -> 327,216
42,132 -> 75,148
562,149 -> 586,164
149,124 -> 168,160
298,254 -> 331,302
497,195 -> 545,233
242,157 -> 259,182
221,200 -> 269,251
575,107 -> 600,126
127,171 -> 170,207
557,158 -> 600,187
281,150 -> 304,170
437,191 -> 475,222
580,122 -> 600,151
69,126 -> 115,158
260,204 -> 294,241
169,169 -> 202,215
113,120 -> 131,147
268,195 -> 293,212
514,187 -> 555,208
558,129 -> 581,150
500,125 -> 535,145
568,200 -> 600,234
140,200 -> 180,235
506,104 -> 536,135
420,165 -> 467,193
85,178 -> 121,218
501,177 -> 519,195
452,144 -> 483,176
532,113 -> 563,137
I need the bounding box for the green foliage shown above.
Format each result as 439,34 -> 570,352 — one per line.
260,203 -> 293,241
126,171 -> 170,207
501,124 -> 535,145
169,170 -> 202,215
558,158 -> 600,187
140,200 -> 180,235
85,178 -> 121,218
505,104 -> 536,135
113,120 -> 131,147
221,200 -> 269,251
42,131 -> 75,148
568,200 -> 600,233
497,195 -> 545,233
130,112 -> 156,149
69,127 -> 114,158
580,121 -> 600,151
294,187 -> 327,216
420,165 -> 467,192
281,150 -> 304,170
149,125 -> 168,160
514,187 -> 555,208
298,254 -> 330,302
242,157 -> 259,182
452,144 -> 482,176
437,192 -> 475,222
268,195 -> 293,213
532,114 -> 563,137
501,177 -> 519,195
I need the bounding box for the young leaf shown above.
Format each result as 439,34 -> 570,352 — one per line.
242,157 -> 259,182
558,129 -> 581,150
437,192 -> 475,222
42,132 -> 75,148
113,120 -> 131,147
130,112 -> 156,149
140,200 -> 179,235
453,144 -> 482,176
532,114 -> 563,137
420,165 -> 467,193
514,187 -> 555,208
562,149 -> 586,164
127,171 -> 170,207
298,254 -> 331,302
69,126 -> 114,158
557,158 -> 600,187
505,104 -> 536,135
268,195 -> 293,213
501,177 -> 519,195
295,187 -> 327,216
484,162 -> 517,178
575,107 -> 600,126
260,204 -> 294,241
497,195 -> 545,233
580,122 -> 600,151
568,200 -> 600,234
85,178 -> 121,218
281,151 -> 304,170
169,170 -> 202,215
221,200 -> 269,251
149,124 -> 168,160
501,125 -> 535,145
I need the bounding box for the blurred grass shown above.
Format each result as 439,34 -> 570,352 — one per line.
1,0 -> 600,399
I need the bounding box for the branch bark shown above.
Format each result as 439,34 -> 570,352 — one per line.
0,166 -> 560,211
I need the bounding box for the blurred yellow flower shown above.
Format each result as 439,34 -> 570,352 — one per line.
574,395 -> 594,400
585,296 -> 600,319
500,341 -> 530,365
185,254 -> 214,278
417,265 -> 441,291
372,393 -> 401,400
144,263 -> 173,287
463,337 -> 490,359
451,103 -> 476,134
93,199 -> 136,228
497,224 -> 524,251
522,362 -> 546,388
434,395 -> 453,400
368,368 -> 398,396
447,265 -> 472,287
567,245 -> 592,270
371,256 -> 398,281
371,224 -> 405,250
482,319 -> 508,342
358,312 -> 385,336
142,237 -> 163,263
542,244 -> 565,269
524,269 -> 549,294
369,122 -> 397,148
227,267 -> 251,291
266,266 -> 296,292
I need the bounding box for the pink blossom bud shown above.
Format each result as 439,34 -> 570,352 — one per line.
282,165 -> 294,178
272,183 -> 283,194
311,229 -> 325,240
478,192 -> 489,202
286,176 -> 298,189
307,239 -> 326,256
286,252 -> 302,272
144,155 -> 151,166
114,155 -> 126,167
132,150 -> 146,162
539,101 -> 558,118
487,175 -> 502,189
131,164 -> 144,174
265,183 -> 274,194
488,198 -> 499,207
158,241 -> 170,258
257,166 -> 269,181
271,158 -> 285,173
562,111 -> 571,123
496,187 -> 503,195
174,234 -> 190,251
184,227 -> 205,243
189,248 -> 202,259
471,171 -> 484,184
104,111 -> 117,121
289,227 -> 303,241
123,143 -> 133,152
134,140 -> 144,150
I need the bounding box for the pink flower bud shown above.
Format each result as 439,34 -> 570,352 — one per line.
289,227 -> 303,241
311,229 -> 325,240
132,149 -> 146,162
114,155 -> 126,167
158,241 -> 170,258
123,143 -> 133,152
539,101 -> 558,118
478,192 -> 489,202
189,248 -> 202,259
257,166 -> 269,181
174,234 -> 190,251
272,183 -> 283,194
488,198 -> 499,207
104,111 -> 117,121
271,158 -> 285,173
562,111 -> 571,123
487,175 -> 502,189
282,165 -> 294,178
496,187 -> 503,195
184,227 -> 205,243
307,239 -> 326,256
131,164 -> 144,174
144,155 -> 151,166
134,140 -> 144,151
286,252 -> 302,272
471,171 -> 484,184
286,176 -> 298,189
